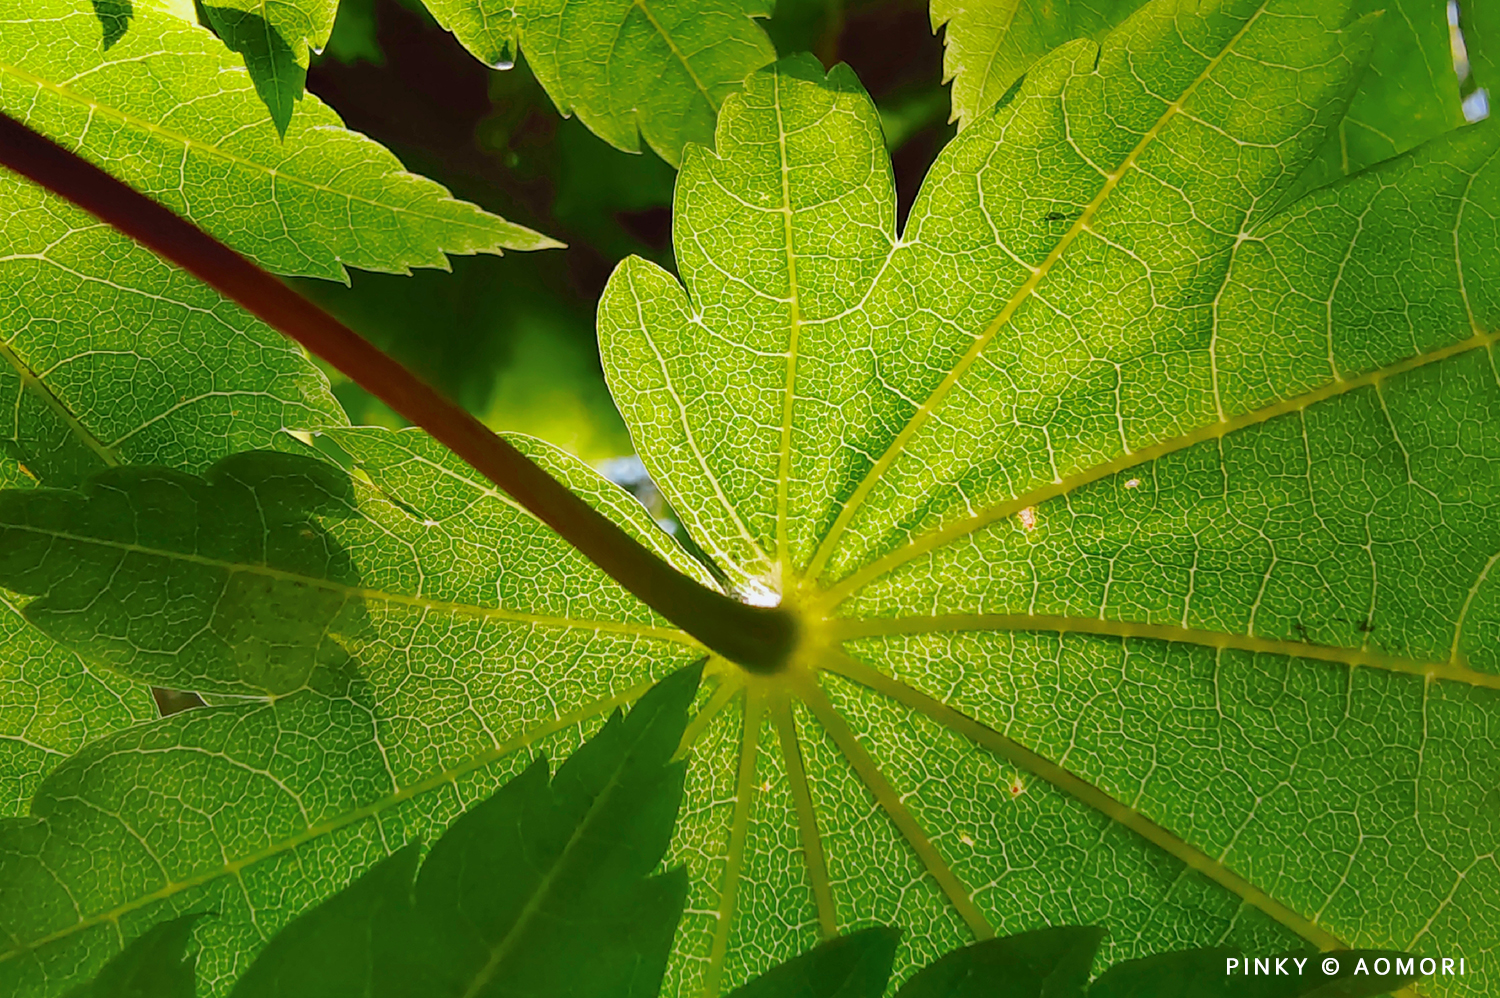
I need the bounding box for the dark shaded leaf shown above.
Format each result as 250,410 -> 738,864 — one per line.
229,662 -> 702,998
726,927 -> 901,998
896,926 -> 1103,998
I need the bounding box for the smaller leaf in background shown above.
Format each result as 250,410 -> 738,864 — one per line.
229,662 -> 702,998
321,0 -> 386,64
424,0 -> 778,166
1464,0 -> 1498,100
932,0 -> 1137,129
895,926 -> 1103,998
196,0 -> 335,134
89,0 -> 132,48
726,927 -> 901,998
1294,0 -> 1468,191
0,451 -> 363,696
65,913 -> 204,998
1087,947 -> 1423,998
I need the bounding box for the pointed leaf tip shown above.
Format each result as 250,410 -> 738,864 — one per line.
897,925 -> 1104,998
727,926 -> 902,998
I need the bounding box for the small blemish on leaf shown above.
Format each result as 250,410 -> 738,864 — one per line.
1125,478 -> 1140,489
1017,507 -> 1037,531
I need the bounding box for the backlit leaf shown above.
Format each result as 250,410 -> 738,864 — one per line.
421,0 -> 777,166
3,1 -> 1499,997
0,0 -> 558,282
0,426 -> 708,994
931,0 -> 1136,129
933,0 -> 1466,188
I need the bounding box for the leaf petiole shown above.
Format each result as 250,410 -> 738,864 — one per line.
0,111 -> 798,673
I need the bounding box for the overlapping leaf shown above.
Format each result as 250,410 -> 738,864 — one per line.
229,664 -> 697,998
0,427 -> 709,995
0,0 -> 558,814
931,0 -> 1136,129
63,915 -> 202,998
0,599 -> 154,817
421,0 -> 777,166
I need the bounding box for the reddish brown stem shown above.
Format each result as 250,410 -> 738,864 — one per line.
0,111 -> 796,672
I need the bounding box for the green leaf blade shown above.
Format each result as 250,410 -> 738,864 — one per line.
0,0 -> 559,282
894,926 -> 1102,998
599,55 -> 897,590
726,926 -> 899,998
0,426 -> 707,994
64,913 -> 204,998
0,599 -> 155,817
589,0 -> 1500,993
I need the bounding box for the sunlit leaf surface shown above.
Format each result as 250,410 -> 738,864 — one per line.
1,1 -> 1498,997
0,0 -> 558,280
934,0 -> 1466,187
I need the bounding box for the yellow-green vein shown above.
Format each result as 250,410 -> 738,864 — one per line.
826,614 -> 1500,690
1,520 -> 697,645
631,0 -> 720,113
0,334 -> 120,469
702,686 -> 764,998
772,66 -> 804,578
678,666 -> 742,759
803,3 -> 1269,581
770,689 -> 835,937
794,671 -> 993,940
817,328 -> 1500,610
819,648 -> 1347,951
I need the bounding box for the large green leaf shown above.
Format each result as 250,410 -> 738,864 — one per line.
592,0 -> 1498,991
420,0 -> 777,166
4,0 -> 1500,996
933,0 -> 1466,186
0,42 -> 355,800
0,0 -> 558,281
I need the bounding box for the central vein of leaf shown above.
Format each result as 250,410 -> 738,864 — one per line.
773,69 -> 803,580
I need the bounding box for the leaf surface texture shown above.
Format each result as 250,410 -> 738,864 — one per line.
2,1 -> 1499,997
